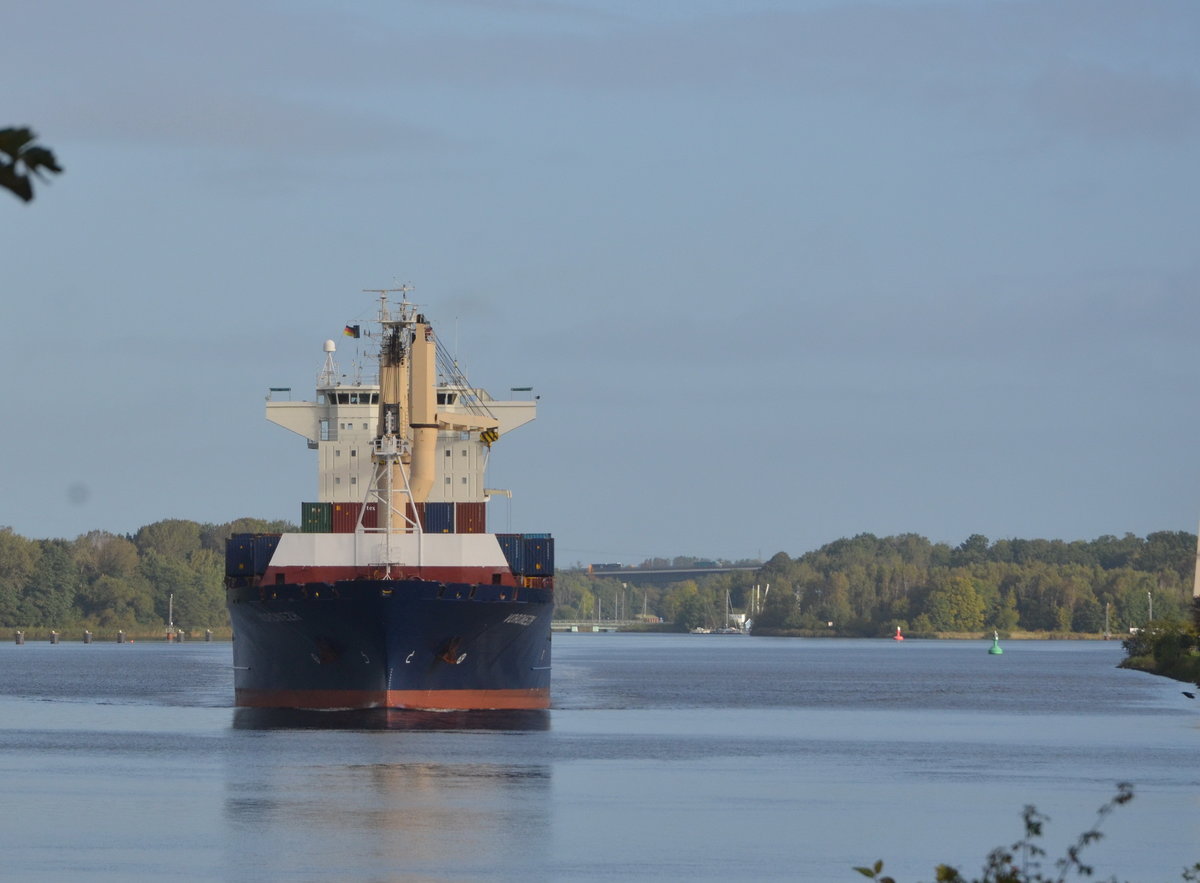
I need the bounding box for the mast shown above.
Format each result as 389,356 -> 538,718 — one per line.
368,290 -> 411,538
408,313 -> 438,502
362,287 -> 441,543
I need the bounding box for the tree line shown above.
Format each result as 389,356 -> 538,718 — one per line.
0,518 -> 290,635
557,531 -> 1198,636
2,522 -> 1195,638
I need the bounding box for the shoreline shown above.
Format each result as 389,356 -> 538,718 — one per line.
6,627 -> 233,644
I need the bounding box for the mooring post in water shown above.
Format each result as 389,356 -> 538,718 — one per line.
205,629 -> 213,642
83,630 -> 92,644
117,630 -> 126,644
49,631 -> 59,645
14,630 -> 23,645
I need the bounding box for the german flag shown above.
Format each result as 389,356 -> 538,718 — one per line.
343,325 -> 360,338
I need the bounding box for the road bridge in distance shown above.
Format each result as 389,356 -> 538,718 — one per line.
582,566 -> 759,586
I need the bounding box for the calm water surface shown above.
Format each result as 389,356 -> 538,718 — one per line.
0,636 -> 1196,881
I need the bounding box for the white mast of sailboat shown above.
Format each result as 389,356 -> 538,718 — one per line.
1193,520 -> 1200,600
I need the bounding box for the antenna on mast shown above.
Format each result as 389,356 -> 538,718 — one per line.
362,284 -> 414,322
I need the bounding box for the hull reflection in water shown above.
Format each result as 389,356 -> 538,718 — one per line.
231,706 -> 550,731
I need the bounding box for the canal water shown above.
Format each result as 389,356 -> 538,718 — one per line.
0,635 -> 1195,881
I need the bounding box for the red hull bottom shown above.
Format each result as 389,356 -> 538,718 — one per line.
235,687 -> 550,711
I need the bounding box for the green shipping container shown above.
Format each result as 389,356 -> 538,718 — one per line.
301,501 -> 333,533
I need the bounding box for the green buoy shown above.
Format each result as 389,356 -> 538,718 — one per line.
989,630 -> 1004,655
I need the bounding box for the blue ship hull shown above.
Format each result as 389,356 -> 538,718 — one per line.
226,579 -> 553,710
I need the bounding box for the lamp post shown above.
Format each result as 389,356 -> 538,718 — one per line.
1147,591 -> 1153,625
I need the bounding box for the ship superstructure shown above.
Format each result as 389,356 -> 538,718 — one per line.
264,301 -> 537,507
225,290 -> 554,710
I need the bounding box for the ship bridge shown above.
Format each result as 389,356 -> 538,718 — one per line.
265,336 -> 536,506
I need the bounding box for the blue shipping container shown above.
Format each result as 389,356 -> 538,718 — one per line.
226,534 -> 255,578
496,534 -> 525,574
425,501 -> 455,533
253,534 -> 282,574
522,536 -> 555,575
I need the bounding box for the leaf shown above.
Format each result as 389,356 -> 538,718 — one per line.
21,146 -> 63,175
0,166 -> 32,202
0,127 -> 35,160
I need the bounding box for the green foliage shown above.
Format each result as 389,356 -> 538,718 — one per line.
77,573 -> 155,627
0,528 -> 39,623
856,784 -> 1200,882
0,521 -> 1192,638
135,520 -> 203,559
0,517 -> 295,631
925,573 -> 986,632
1120,618 -> 1200,687
674,592 -> 711,631
25,540 -> 78,626
751,531 -> 1194,638
1069,596 -> 1104,633
0,127 -> 62,202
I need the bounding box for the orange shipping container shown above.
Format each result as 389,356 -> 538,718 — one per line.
332,502 -> 362,533
361,502 -> 379,529
331,502 -> 381,532
455,502 -> 486,533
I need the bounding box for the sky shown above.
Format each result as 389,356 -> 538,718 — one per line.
3,0 -> 1198,565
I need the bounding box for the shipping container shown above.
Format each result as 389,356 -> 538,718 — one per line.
455,501 -> 486,534
252,534 -> 281,573
331,501 -> 362,533
523,536 -> 555,575
301,501 -> 333,533
361,502 -> 379,530
405,501 -> 426,531
523,532 -> 552,539
225,534 -> 255,577
425,501 -> 455,533
496,533 -> 525,574
226,533 -> 282,577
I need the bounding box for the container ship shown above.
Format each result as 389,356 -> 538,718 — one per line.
225,289 -> 554,710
